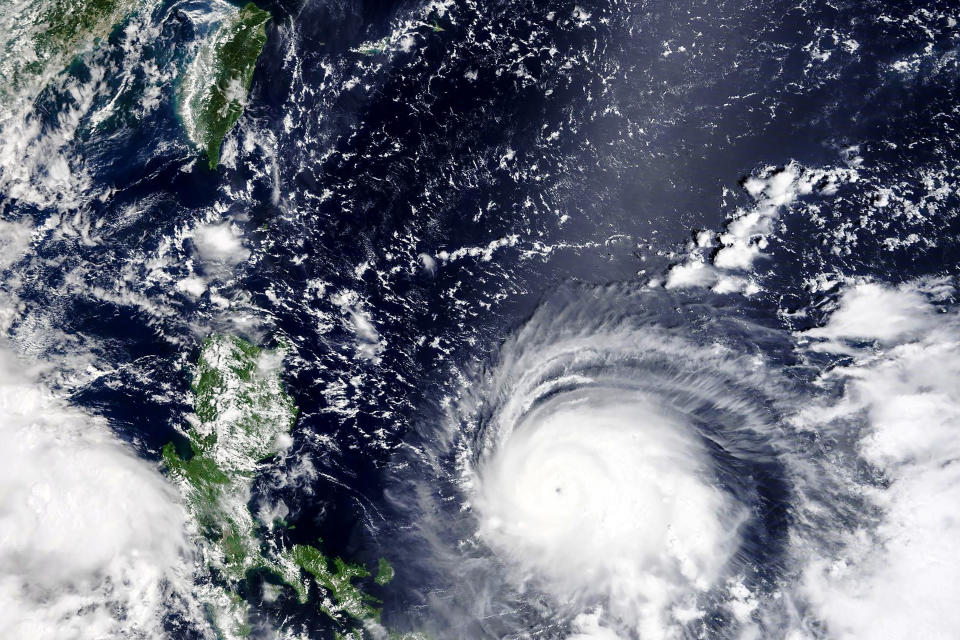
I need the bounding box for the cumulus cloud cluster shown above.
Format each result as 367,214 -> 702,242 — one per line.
661,162 -> 858,295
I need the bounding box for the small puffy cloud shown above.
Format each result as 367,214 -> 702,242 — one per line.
662,162 -> 858,296
192,222 -> 250,267
805,282 -> 938,346
567,610 -> 626,640
418,252 -> 437,275
176,275 -> 208,297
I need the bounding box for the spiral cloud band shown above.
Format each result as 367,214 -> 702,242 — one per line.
426,286 -> 801,639
394,280 -> 957,639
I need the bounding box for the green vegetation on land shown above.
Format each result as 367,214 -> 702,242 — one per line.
32,0 -> 127,57
375,557 -> 396,585
352,37 -> 389,56
163,334 -> 417,639
290,544 -> 383,622
1,0 -> 139,102
177,2 -> 270,169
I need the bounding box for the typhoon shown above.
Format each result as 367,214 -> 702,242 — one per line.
388,286 -> 820,638
452,288 -> 797,638
2,0 -> 960,638
391,281 -> 960,639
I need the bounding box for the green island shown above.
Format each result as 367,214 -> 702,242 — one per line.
177,2 -> 270,169
163,334 -> 424,639
0,0 -> 140,102
351,37 -> 389,56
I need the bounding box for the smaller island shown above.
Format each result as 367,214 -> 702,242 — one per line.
177,2 -> 270,169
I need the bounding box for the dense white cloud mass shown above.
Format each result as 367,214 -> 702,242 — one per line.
476,390 -> 736,639
567,610 -> 627,640
804,281 -> 939,346
192,222 -> 251,267
796,280 -> 960,640
0,346 -> 196,639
